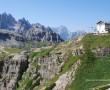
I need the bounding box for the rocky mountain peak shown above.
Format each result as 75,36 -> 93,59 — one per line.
18,18 -> 31,30
0,13 -> 16,30
0,13 -> 63,47
33,23 -> 44,28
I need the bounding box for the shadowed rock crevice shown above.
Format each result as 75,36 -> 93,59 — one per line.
0,52 -> 29,90
0,61 -> 4,79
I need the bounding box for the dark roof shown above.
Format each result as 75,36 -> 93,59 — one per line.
97,21 -> 110,25
97,21 -> 104,24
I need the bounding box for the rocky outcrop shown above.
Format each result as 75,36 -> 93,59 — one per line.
52,60 -> 81,90
92,47 -> 110,57
72,47 -> 110,57
72,44 -> 84,56
0,30 -> 26,47
72,42 -> 110,57
16,53 -> 42,90
38,55 -> 61,81
0,52 -> 29,90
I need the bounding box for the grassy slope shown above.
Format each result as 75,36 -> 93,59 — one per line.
30,46 -> 54,59
0,52 -> 8,61
82,34 -> 110,49
5,47 -> 22,53
0,47 -> 22,61
61,55 -> 79,74
68,34 -> 110,90
68,56 -> 110,90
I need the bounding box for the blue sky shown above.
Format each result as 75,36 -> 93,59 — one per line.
0,0 -> 110,32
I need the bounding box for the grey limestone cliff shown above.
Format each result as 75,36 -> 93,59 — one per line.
0,52 -> 28,90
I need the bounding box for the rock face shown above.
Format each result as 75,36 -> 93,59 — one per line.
38,55 -> 61,81
0,52 -> 28,90
52,60 -> 81,90
92,47 -> 110,57
0,13 -> 16,30
72,46 -> 110,57
25,25 -> 63,42
0,30 -> 26,47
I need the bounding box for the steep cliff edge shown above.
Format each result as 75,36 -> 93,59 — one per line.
52,60 -> 81,90
0,52 -> 29,90
16,41 -> 80,90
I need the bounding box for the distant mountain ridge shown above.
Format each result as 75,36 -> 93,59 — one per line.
52,26 -> 86,40
0,13 -> 63,46
52,26 -> 70,40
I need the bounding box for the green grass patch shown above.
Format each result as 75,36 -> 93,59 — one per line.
94,84 -> 110,90
24,41 -> 52,49
5,47 -> 22,53
82,34 -> 110,49
68,56 -> 110,90
30,47 -> 54,59
0,52 -> 8,61
61,55 -> 79,73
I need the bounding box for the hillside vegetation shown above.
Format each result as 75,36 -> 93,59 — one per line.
82,34 -> 110,49
68,34 -> 110,90
68,56 -> 110,90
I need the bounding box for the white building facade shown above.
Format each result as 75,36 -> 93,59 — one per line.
96,21 -> 110,33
